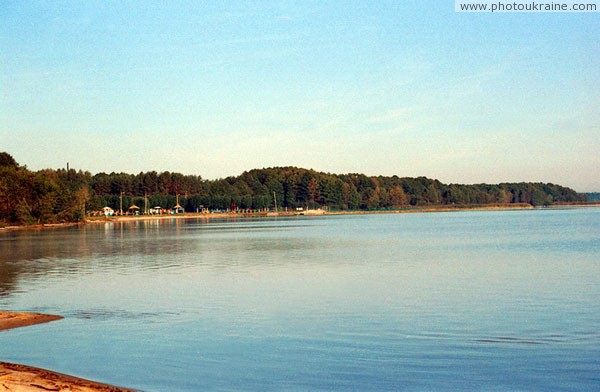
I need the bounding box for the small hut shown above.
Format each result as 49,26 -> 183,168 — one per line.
172,204 -> 184,214
128,204 -> 140,215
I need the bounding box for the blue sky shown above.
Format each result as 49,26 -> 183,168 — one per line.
1,1 -> 599,191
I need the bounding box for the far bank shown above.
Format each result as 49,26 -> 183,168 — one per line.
4,202 -> 600,233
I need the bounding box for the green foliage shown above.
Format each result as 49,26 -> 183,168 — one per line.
0,151 -> 587,225
0,164 -> 90,224
0,152 -> 18,168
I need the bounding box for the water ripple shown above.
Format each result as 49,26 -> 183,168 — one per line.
65,308 -> 180,322
475,333 -> 600,345
476,337 -> 547,345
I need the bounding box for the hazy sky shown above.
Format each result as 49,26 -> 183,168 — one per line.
1,1 -> 599,191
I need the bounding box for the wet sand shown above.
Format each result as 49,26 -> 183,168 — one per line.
0,311 -> 63,332
0,311 -> 135,392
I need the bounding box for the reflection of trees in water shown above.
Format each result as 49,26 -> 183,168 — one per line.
0,227 -> 97,298
0,220 -> 189,297
0,262 -> 18,297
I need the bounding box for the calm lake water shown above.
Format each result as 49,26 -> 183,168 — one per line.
1,208 -> 599,391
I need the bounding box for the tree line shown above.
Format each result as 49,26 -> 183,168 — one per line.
0,152 -> 587,225
584,193 -> 600,202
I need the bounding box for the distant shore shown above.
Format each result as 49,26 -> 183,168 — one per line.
81,204 -> 539,225
0,311 -> 135,391
2,202 -> 600,233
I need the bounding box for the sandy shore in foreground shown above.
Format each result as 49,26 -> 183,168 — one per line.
0,311 -> 135,392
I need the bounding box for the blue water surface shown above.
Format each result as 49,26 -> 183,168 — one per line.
1,208 -> 599,391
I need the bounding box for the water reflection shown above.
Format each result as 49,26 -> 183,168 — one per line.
1,210 -> 599,301
0,217 -> 324,298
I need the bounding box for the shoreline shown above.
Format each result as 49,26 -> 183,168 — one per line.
0,311 -> 63,332
0,311 -> 135,392
66,205 -> 541,227
2,202 -> 599,232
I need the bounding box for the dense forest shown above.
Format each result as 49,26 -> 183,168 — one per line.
584,193 -> 600,202
0,152 -> 588,225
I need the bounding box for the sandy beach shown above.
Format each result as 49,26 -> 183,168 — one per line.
0,311 -> 63,332
78,203 -> 538,226
0,311 -> 135,392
